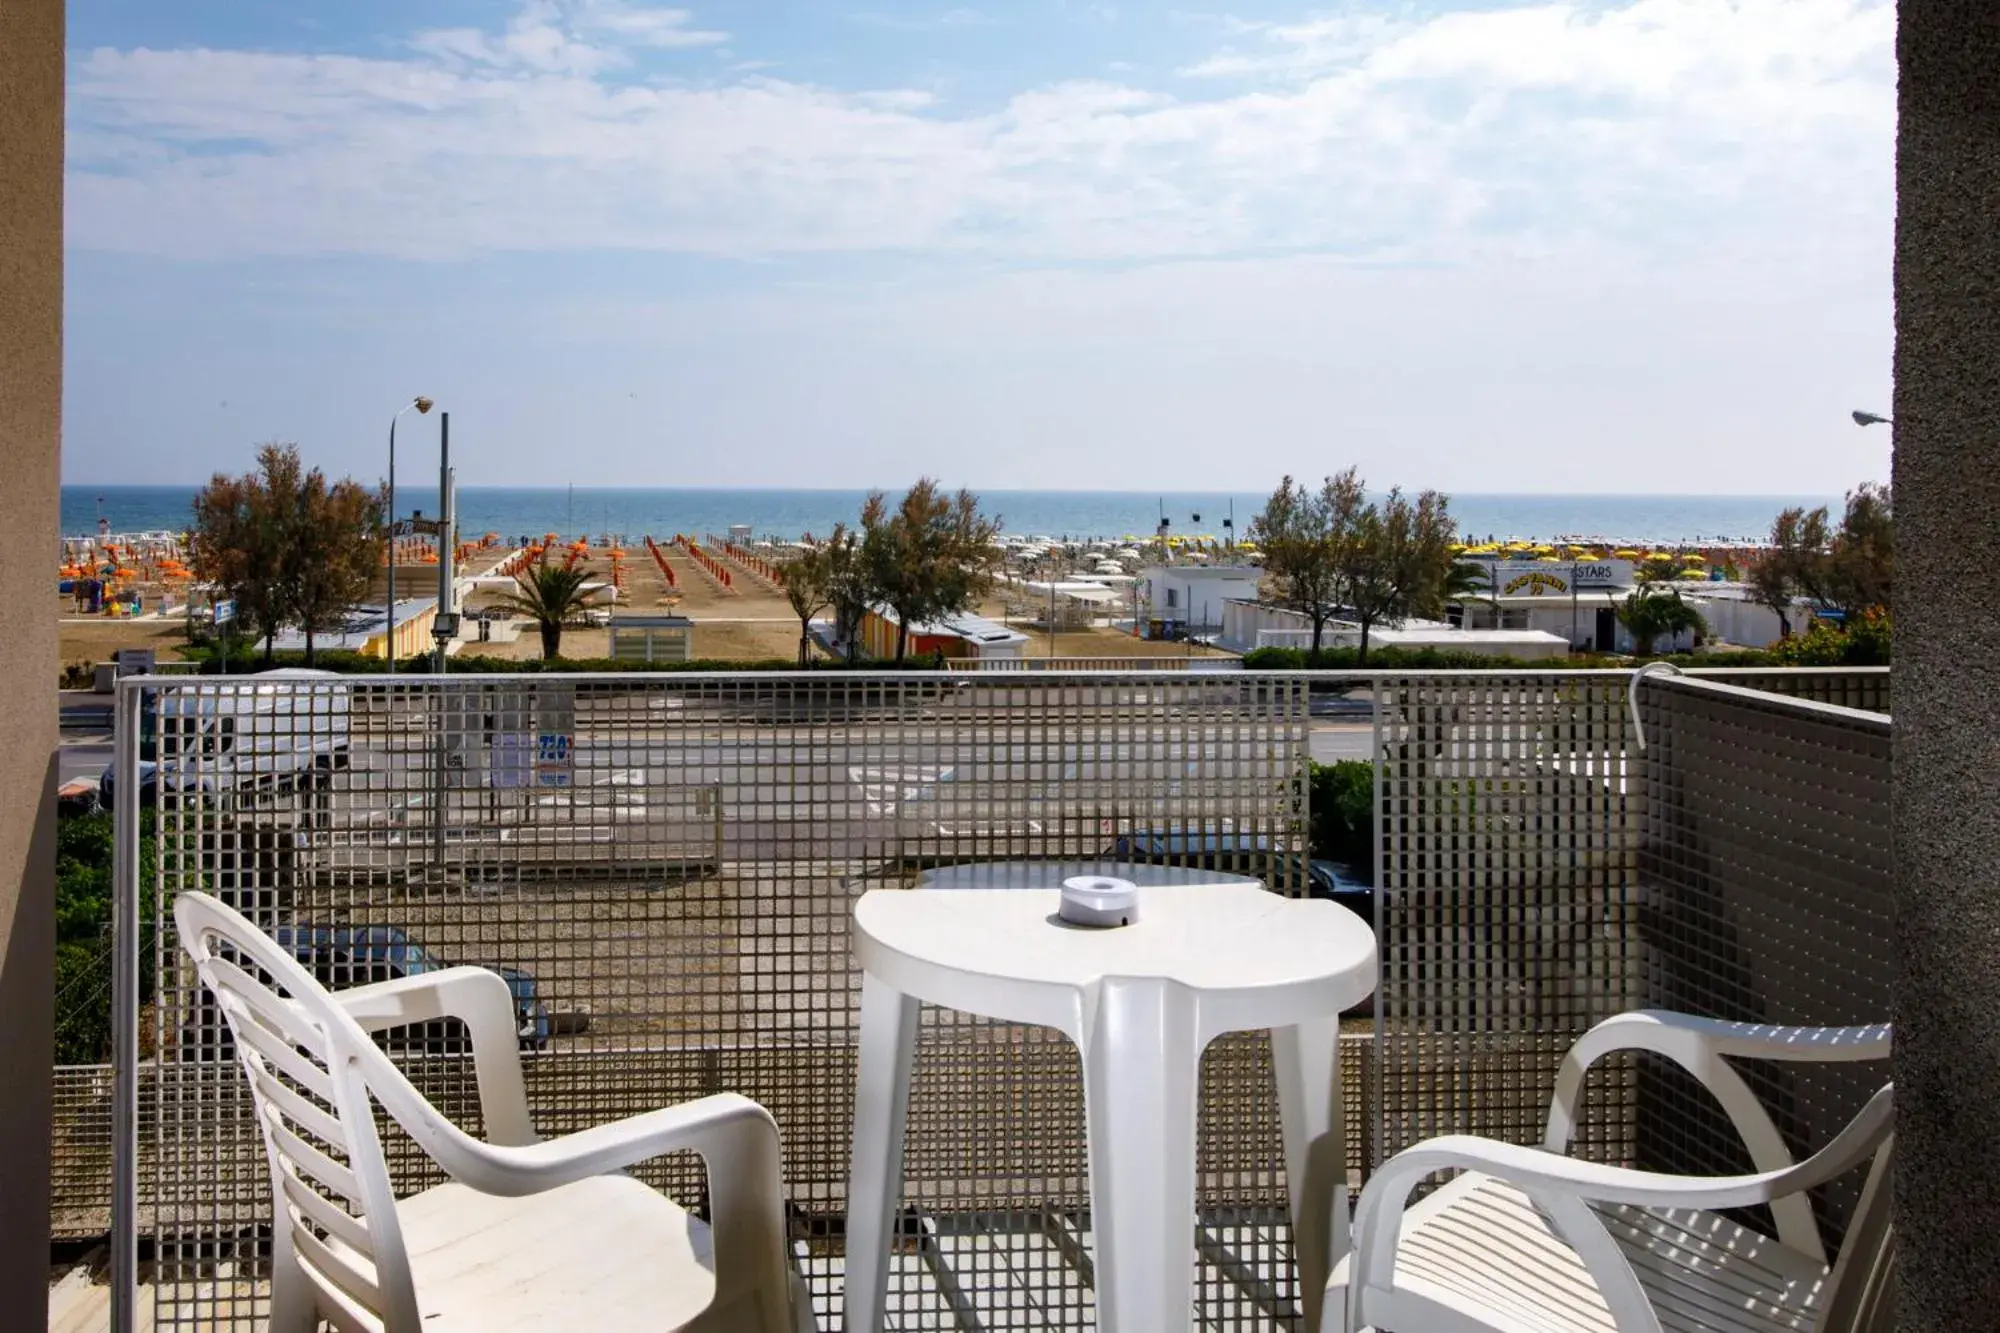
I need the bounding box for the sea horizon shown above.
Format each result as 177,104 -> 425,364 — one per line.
59,484 -> 1844,547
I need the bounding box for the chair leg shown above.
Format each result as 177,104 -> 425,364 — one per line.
790,1270 -> 820,1333
266,1231 -> 318,1333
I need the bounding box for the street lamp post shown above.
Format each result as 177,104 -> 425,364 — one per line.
1852,410 -> 1893,427
429,410 -> 458,868
386,396 -> 434,672
433,411 -> 458,676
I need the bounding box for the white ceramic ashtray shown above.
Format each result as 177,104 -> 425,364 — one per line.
1058,876 -> 1140,928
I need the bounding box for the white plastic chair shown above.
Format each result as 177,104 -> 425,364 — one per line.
175,891 -> 815,1333
1329,1010 -> 1894,1333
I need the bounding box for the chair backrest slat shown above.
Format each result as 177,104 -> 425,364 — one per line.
279,1167 -> 377,1257
229,1013 -> 339,1103
251,1064 -> 349,1151
175,892 -> 424,1331
293,1217 -> 388,1314
266,1115 -> 368,1207
207,954 -> 330,1048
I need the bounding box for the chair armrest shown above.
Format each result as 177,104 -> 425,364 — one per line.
1543,1010 -> 1890,1262
1350,1084 -> 1893,1326
429,1093 -> 791,1310
450,1092 -> 778,1192
335,967 -> 537,1147
1563,1011 -> 1891,1067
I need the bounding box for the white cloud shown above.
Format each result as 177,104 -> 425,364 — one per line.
409,0 -> 723,74
1183,0 -> 1887,90
575,1 -> 729,48
66,0 -> 1893,269
848,8 -> 998,31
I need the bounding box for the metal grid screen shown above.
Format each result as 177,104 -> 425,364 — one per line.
125,670 -> 1341,1331
1635,674 -> 1892,1246
1695,666 -> 1891,715
1372,672 -> 1640,1166
52,1064 -> 122,1241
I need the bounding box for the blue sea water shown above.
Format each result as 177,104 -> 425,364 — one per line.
60,485 -> 1838,546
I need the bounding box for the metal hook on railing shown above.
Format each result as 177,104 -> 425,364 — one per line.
1628,661 -> 1684,751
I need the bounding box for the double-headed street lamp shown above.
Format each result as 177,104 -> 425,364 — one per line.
1852,409 -> 1892,428
386,397 -> 435,673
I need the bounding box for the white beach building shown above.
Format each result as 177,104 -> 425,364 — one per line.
1140,565 -> 1262,639
1219,600 -> 1569,659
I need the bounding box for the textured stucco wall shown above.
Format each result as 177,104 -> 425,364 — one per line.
1894,3 -> 2000,1326
0,0 -> 63,1320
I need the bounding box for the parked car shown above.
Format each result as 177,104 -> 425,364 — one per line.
101,667 -> 352,811
1306,858 -> 1376,929
272,924 -> 554,1051
180,924 -> 553,1057
1102,830 -> 1374,927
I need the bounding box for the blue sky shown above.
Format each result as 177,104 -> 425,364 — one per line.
64,0 -> 1895,492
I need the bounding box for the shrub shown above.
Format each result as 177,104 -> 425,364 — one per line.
1308,760 -> 1373,868
1243,645 -> 1780,671
1767,612 -> 1892,667
55,809 -> 159,1064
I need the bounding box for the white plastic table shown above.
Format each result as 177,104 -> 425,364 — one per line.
843,876 -> 1377,1333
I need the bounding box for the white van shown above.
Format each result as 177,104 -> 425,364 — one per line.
101,668 -> 352,811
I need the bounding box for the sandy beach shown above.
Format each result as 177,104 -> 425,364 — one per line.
456,541 -> 1213,662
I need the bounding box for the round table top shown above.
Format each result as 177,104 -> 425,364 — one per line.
853,876 -> 1376,1031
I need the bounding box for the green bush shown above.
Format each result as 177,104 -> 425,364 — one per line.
1308,760 -> 1373,868
1243,645 -> 1781,671
55,810 -> 159,1065
1766,613 -> 1892,667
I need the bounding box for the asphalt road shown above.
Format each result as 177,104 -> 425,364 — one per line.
58,710 -> 1378,860
1310,724 -> 1372,765
61,720 -> 1373,781
59,736 -> 111,787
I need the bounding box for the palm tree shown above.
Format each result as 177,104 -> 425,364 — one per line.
1616,586 -> 1707,657
1440,560 -> 1497,625
491,564 -> 607,660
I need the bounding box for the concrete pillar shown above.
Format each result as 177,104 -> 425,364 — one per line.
0,0 -> 64,1322
1894,3 -> 2000,1325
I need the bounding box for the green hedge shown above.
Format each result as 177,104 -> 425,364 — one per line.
1241,645 -> 1781,671
1308,760 -> 1373,867
55,810 -> 159,1065
1763,616 -> 1892,666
